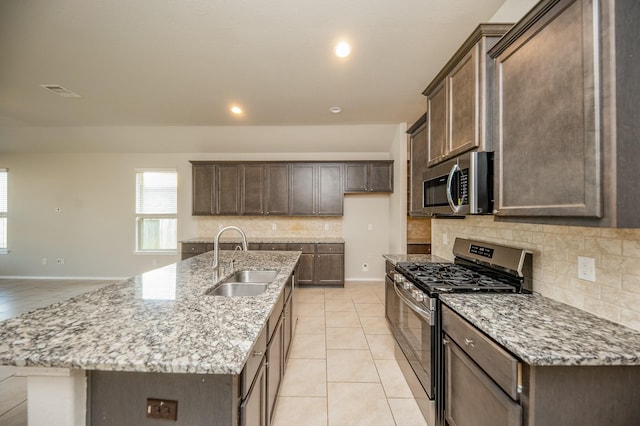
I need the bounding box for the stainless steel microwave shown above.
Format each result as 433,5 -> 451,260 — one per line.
422,151 -> 493,216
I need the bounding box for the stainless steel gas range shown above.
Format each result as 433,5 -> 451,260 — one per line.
385,238 -> 532,426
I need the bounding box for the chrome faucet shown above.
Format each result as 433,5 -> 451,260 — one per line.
212,226 -> 248,274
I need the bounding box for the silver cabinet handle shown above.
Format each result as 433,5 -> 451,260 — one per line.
253,351 -> 263,357
464,338 -> 475,348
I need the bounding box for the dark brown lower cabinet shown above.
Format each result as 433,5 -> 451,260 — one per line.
267,315 -> 284,424
181,242 -> 344,286
443,305 -> 640,426
241,360 -> 267,426
444,336 -> 521,426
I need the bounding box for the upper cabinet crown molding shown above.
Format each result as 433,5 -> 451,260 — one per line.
423,24 -> 512,167
489,0 -> 640,227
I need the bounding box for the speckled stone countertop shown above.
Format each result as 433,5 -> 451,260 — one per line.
382,254 -> 449,265
0,250 -> 300,375
182,237 -> 344,244
440,294 -> 640,367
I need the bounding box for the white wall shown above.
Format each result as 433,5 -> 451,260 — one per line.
490,0 -> 539,22
0,125 -> 406,280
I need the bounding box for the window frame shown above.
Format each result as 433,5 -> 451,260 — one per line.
134,169 -> 178,254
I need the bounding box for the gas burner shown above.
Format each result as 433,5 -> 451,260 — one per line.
395,262 -> 520,294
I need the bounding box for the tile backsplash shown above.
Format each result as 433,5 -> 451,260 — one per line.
431,216 -> 640,332
196,216 -> 343,238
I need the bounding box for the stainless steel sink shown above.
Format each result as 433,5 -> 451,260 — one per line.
223,270 -> 277,283
206,282 -> 268,297
205,270 -> 277,297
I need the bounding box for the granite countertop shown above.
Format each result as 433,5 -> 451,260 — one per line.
440,294 -> 640,367
0,250 -> 300,375
383,253 -> 449,265
182,237 -> 344,244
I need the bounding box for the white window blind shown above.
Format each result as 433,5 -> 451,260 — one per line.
135,170 -> 177,252
0,169 -> 7,251
136,171 -> 177,214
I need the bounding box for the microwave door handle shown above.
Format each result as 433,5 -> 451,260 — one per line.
446,163 -> 461,214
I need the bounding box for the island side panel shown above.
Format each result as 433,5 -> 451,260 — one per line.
89,371 -> 239,426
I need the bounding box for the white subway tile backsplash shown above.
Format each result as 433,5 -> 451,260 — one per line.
432,216 -> 640,331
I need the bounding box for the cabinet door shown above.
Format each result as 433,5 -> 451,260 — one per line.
409,123 -> 428,216
240,360 -> 267,426
289,164 -> 315,215
241,164 -> 265,215
344,163 -> 368,192
265,163 -> 289,215
192,164 -> 215,215
427,81 -> 448,166
448,46 -> 479,157
216,164 -> 241,215
444,337 -> 521,426
368,162 -> 393,192
283,298 -> 293,361
295,253 -> 315,285
315,244 -> 344,286
259,243 -> 288,251
317,164 -> 343,215
493,0 -> 600,218
267,317 -> 284,424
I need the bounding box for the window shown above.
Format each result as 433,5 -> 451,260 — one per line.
0,169 -> 6,252
135,170 -> 177,252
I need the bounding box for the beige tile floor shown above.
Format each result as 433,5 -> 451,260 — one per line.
272,282 -> 428,426
0,279 -> 428,426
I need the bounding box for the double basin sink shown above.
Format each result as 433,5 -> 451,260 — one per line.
205,270 -> 278,297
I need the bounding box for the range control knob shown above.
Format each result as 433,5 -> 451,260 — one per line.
413,290 -> 426,302
393,273 -> 405,284
403,281 -> 413,291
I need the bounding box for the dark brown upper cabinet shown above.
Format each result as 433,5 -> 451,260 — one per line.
423,24 -> 512,167
490,0 -> 639,227
191,163 -> 240,215
344,161 -> 394,193
290,163 -> 343,216
407,115 -> 428,216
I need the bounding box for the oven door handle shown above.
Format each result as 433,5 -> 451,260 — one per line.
446,163 -> 462,214
394,282 -> 435,325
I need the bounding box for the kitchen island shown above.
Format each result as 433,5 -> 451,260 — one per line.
0,249 -> 300,425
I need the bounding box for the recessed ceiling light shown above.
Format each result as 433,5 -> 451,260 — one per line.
329,106 -> 342,114
230,105 -> 243,115
335,41 -> 351,58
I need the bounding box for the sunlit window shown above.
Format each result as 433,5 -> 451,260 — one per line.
135,170 -> 177,252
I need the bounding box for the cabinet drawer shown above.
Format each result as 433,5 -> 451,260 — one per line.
242,325 -> 268,398
181,243 -> 210,254
218,242 -> 245,251
316,243 -> 344,254
259,243 -> 289,251
287,243 -> 315,254
268,293 -> 284,343
442,305 -> 520,399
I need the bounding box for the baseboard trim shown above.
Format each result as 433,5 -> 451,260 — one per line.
344,278 -> 385,283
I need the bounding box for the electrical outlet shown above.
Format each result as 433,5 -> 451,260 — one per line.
362,263 -> 369,272
56,258 -> 65,265
443,233 -> 448,245
218,224 -> 223,230
578,256 -> 596,282
324,224 -> 330,231
271,223 -> 277,231
367,224 -> 373,231
146,398 -> 178,421
42,258 -> 47,265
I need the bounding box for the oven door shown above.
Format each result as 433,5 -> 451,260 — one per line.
385,276 -> 435,400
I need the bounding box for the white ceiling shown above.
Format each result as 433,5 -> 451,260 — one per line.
0,0 -> 523,152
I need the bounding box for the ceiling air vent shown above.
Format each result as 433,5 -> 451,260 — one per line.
40,84 -> 81,98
